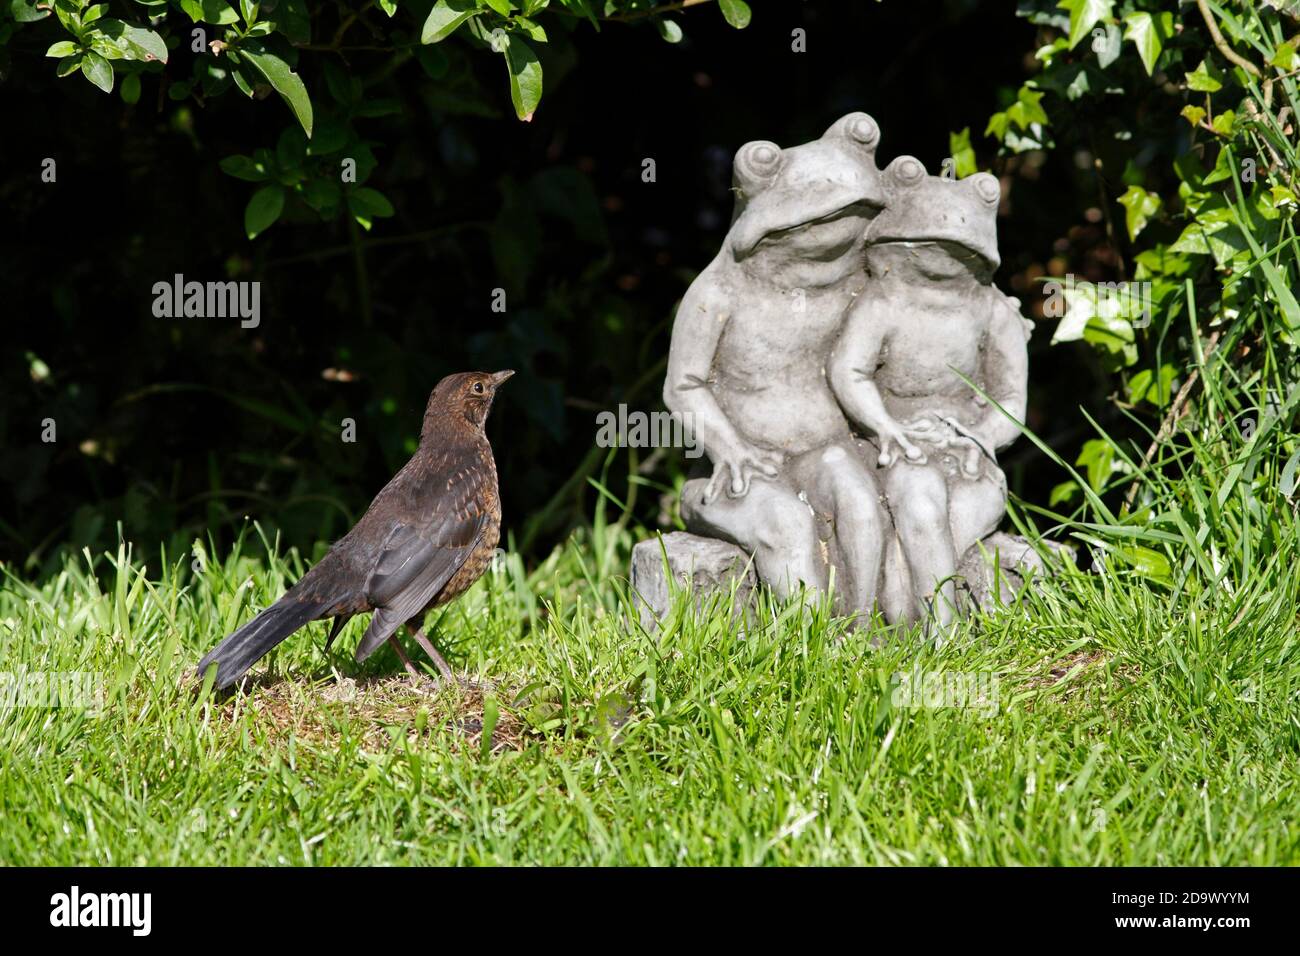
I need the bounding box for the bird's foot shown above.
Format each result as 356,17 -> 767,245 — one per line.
410,628 -> 455,682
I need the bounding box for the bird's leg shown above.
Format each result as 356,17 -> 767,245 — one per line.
386,635 -> 422,683
409,627 -> 454,681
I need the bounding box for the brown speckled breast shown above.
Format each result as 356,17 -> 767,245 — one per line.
425,443 -> 501,614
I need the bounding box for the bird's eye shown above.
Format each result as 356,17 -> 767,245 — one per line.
473,382 -> 485,394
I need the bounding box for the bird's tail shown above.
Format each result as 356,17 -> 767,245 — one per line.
196,597 -> 325,691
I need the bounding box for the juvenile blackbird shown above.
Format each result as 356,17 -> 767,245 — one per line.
196,370 -> 512,691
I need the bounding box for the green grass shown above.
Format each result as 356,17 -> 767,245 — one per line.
3,487 -> 1299,864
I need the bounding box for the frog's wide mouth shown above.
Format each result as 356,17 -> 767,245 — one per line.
737,199 -> 879,257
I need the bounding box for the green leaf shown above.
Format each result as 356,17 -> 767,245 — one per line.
220,154 -> 269,181
178,0 -> 240,24
1049,480 -> 1080,507
120,71 -> 141,104
1114,544 -> 1171,583
414,44 -> 449,79
1122,11 -> 1171,76
1211,110 -> 1235,136
948,127 -> 976,179
504,35 -> 542,122
349,187 -> 394,219
240,45 -> 313,137
306,117 -> 349,155
654,17 -> 683,44
1005,86 -> 1049,130
718,0 -> 751,29
515,15 -> 547,42
483,0 -> 512,15
1180,105 -> 1206,127
46,41 -> 79,58
53,0 -> 80,32
95,19 -> 169,63
1271,39 -> 1298,71
1075,438 -> 1116,492
1057,0 -> 1113,50
1185,59 -> 1222,92
80,50 -> 114,93
1093,21 -> 1121,68
272,0 -> 311,44
1117,185 -> 1160,241
244,184 -> 285,239
11,0 -> 51,23
421,0 -> 477,44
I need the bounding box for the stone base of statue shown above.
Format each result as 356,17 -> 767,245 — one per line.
630,530 -> 1069,632
629,531 -> 758,633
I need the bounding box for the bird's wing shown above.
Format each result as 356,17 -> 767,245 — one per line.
353,466 -> 488,661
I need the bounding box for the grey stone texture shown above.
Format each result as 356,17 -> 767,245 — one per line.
650,111 -> 1050,629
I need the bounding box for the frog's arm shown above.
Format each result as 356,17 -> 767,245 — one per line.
974,291 -> 1030,451
663,269 -> 750,460
828,298 -> 896,437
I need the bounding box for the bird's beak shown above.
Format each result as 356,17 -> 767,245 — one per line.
490,370 -> 515,386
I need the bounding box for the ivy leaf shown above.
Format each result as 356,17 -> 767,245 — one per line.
421,0 -> 477,44
1211,109 -> 1235,136
1049,481 -> 1080,507
1093,22 -> 1122,68
80,50 -> 114,93
244,184 -> 285,239
1271,39 -> 1299,70
948,127 -> 976,178
1117,185 -> 1160,241
240,45 -> 314,137
1123,11 -> 1171,76
1005,86 -> 1048,129
718,0 -> 751,29
504,35 -> 542,122
1180,105 -> 1206,127
1075,438 -> 1116,492
1057,0 -> 1114,50
1185,59 -> 1223,92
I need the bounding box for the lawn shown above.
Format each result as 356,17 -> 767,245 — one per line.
3,495 -> 1298,866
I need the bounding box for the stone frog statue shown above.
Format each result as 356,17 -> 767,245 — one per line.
829,157 -> 1031,627
664,112 -> 894,613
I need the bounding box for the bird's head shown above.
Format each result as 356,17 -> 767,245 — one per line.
423,369 -> 514,438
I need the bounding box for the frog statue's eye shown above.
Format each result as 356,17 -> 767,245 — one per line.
843,113 -> 880,149
888,156 -> 927,187
734,140 -> 782,192
970,172 -> 1001,205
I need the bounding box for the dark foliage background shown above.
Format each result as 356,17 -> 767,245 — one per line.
2,0 -> 1117,576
